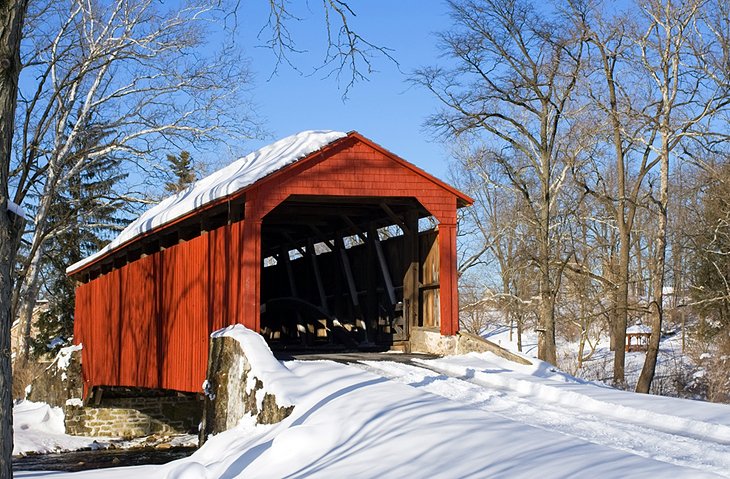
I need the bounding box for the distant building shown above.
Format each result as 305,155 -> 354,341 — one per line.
626,324 -> 652,352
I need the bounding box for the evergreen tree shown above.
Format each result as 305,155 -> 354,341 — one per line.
165,151 -> 197,194
30,127 -> 128,357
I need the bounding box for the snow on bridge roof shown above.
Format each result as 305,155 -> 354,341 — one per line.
67,130 -> 347,275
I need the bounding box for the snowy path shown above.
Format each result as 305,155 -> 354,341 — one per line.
355,359 -> 730,478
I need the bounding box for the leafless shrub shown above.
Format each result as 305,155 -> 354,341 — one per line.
11,359 -> 48,401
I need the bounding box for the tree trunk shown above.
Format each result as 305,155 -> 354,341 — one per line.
635,234 -> 645,300
17,247 -> 44,359
0,217 -> 21,478
15,149 -> 62,360
606,260 -> 618,352
537,286 -> 557,364
577,317 -> 587,371
1,1 -> 30,476
537,148 -> 557,365
613,227 -> 630,388
508,312 -> 513,342
606,45 -> 630,388
636,135 -> 669,394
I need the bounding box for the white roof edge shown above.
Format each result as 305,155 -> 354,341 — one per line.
67,130 -> 348,275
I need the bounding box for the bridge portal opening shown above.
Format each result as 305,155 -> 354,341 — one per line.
260,195 -> 441,351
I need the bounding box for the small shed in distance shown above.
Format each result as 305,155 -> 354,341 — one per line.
68,130 -> 473,396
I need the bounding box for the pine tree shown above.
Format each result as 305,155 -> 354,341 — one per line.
30,128 -> 128,357
165,151 -> 197,194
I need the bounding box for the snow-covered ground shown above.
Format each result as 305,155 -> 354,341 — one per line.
15,346 -> 730,478
13,401 -> 107,456
12,401 -> 197,457
359,354 -> 730,476
485,324 -> 694,395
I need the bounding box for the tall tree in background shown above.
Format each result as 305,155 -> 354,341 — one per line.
10,0 -> 256,361
571,2 -> 661,387
690,159 -> 730,331
415,0 -> 586,364
1,0 -> 30,474
633,0 -> 730,393
451,144 -> 537,351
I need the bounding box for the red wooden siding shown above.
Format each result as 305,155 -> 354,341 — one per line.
252,138 -> 459,224
74,221 -> 246,394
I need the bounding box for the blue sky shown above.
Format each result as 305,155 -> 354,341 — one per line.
235,1 -> 454,179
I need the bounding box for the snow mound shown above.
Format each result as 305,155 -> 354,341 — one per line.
417,352 -> 730,443
13,400 -> 102,455
14,359 -> 727,478
67,130 -> 347,274
212,324 -> 298,406
135,361 -> 727,477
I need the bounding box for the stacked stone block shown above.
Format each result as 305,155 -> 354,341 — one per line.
64,394 -> 202,438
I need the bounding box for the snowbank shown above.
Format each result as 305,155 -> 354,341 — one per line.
14,328 -> 729,478
416,352 -> 730,444
13,401 -> 103,456
359,354 -> 730,476
67,130 -> 347,274
211,325 -> 298,407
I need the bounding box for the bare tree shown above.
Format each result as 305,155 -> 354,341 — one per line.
633,0 -> 730,393
262,0 -> 396,96
415,0 -> 586,364
685,155 -> 730,402
451,143 -> 538,350
569,2 -> 662,387
1,0 -> 30,474
560,196 -> 615,372
9,0 -> 257,361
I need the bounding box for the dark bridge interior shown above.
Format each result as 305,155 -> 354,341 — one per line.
260,195 -> 441,351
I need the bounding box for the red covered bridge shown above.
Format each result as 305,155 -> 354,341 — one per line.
68,131 -> 472,395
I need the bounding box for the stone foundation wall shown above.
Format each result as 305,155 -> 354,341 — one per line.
65,394 -> 202,438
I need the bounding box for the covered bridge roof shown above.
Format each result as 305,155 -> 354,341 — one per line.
68,130 -> 472,276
